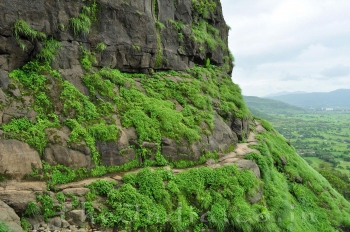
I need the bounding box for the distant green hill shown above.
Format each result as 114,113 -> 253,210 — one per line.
267,89 -> 350,109
244,96 -> 306,114
248,107 -> 276,121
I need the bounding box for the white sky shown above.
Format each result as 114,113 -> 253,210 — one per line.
221,0 -> 350,96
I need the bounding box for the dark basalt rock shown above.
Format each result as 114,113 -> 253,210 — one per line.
0,0 -> 231,73
0,0 -> 243,171
96,141 -> 136,166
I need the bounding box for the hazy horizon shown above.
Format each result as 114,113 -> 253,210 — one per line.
221,0 -> 350,97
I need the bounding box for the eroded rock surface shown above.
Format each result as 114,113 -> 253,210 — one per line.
0,139 -> 42,179
0,200 -> 24,232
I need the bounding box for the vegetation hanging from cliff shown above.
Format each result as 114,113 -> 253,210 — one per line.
192,0 -> 217,18
69,0 -> 99,36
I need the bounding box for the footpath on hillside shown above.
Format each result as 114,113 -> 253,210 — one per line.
0,120 -> 267,232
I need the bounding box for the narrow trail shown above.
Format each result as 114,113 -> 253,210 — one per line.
0,121 -> 266,192
0,121 -> 267,232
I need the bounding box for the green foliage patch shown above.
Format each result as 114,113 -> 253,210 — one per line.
191,20 -> 226,52
86,165 -> 263,231
1,116 -> 59,154
37,193 -> 55,222
191,0 -> 216,18
69,0 -> 98,36
245,126 -> 350,231
13,19 -> 46,41
0,222 -> 9,232
24,202 -> 41,217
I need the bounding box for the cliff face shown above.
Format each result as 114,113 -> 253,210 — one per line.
0,1 -> 350,232
0,0 -> 247,179
0,0 -> 231,73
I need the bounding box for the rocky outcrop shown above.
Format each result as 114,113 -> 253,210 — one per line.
44,144 -> 92,169
96,141 -> 136,166
0,139 -> 42,179
0,0 -> 231,73
0,200 -> 24,232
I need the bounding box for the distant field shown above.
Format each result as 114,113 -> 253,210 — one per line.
267,113 -> 350,174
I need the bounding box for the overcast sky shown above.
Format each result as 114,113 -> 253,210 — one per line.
221,0 -> 350,97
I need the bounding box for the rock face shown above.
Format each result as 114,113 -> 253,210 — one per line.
0,0 -> 231,73
0,139 -> 42,179
0,0 -> 248,174
0,200 -> 24,232
44,144 -> 92,169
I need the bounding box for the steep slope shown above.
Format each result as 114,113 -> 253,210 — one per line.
0,0 -> 349,232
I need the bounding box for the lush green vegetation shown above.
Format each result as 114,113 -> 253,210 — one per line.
23,124 -> 350,231
249,108 -> 350,201
3,17 -> 249,189
245,125 -> 350,231
69,0 -> 98,36
192,0 -> 217,18
13,19 -> 46,41
5,4 -> 350,232
269,113 -> 350,173
191,20 -> 226,54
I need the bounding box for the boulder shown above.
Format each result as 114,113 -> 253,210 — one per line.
206,113 -> 238,152
0,200 -> 24,232
0,139 -> 42,179
44,144 -> 92,169
0,190 -> 37,213
235,159 -> 261,178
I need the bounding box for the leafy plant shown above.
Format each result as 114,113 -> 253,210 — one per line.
132,45 -> 141,51
1,116 -> 59,154
192,0 -> 216,18
191,20 -> 226,52
37,193 -> 55,222
13,19 -> 46,41
36,38 -> 61,64
96,42 -> 106,52
56,192 -> 66,204
80,46 -> 97,71
24,202 -> 41,217
69,1 -> 98,36
21,218 -> 32,232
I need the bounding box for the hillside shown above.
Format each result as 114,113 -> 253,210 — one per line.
244,96 -> 306,114
267,89 -> 350,109
0,0 -> 350,232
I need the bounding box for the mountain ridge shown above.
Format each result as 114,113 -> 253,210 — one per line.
267,89 -> 350,109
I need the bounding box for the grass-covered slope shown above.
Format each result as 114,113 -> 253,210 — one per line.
1,1 -> 350,231
247,121 -> 350,231
73,120 -> 350,232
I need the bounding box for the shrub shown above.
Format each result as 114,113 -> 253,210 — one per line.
24,202 -> 41,217
37,193 -> 55,222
